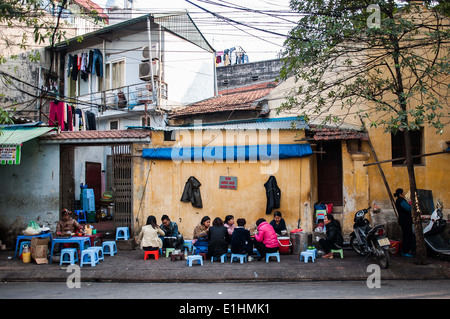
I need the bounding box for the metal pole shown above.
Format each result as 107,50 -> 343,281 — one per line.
147,16 -> 157,106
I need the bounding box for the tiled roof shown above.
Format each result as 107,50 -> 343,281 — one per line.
309,128 -> 368,141
73,0 -> 108,19
40,129 -> 152,143
170,81 -> 277,118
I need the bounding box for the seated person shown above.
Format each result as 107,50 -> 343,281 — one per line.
208,217 -> 229,259
269,211 -> 287,236
253,218 -> 279,261
160,214 -> 184,249
231,218 -> 253,255
224,215 -> 236,236
136,215 -> 165,251
56,209 -> 83,237
319,214 -> 344,259
193,216 -> 210,254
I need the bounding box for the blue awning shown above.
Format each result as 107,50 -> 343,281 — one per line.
142,144 -> 313,161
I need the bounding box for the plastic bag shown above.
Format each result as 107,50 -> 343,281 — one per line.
28,221 -> 41,231
23,221 -> 41,236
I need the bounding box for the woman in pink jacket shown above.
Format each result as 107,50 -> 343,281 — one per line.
253,218 -> 279,261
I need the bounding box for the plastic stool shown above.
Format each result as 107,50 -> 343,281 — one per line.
74,210 -> 87,224
144,250 -> 159,260
331,249 -> 344,258
80,250 -> 99,267
182,240 -> 194,252
102,241 -> 117,256
19,241 -> 32,258
211,254 -> 227,263
186,255 -> 203,267
266,252 -> 280,262
300,251 -> 315,263
165,248 -> 175,258
60,248 -> 78,265
307,248 -> 318,258
230,253 -> 247,263
86,246 -> 104,262
116,227 -> 130,240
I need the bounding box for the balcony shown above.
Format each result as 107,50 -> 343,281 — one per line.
69,81 -> 168,118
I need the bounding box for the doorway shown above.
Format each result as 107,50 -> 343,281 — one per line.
85,162 -> 102,210
317,141 -> 343,206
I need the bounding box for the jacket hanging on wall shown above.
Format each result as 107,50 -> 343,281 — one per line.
181,176 -> 203,208
264,175 -> 281,215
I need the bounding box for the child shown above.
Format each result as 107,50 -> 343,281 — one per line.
231,218 -> 253,258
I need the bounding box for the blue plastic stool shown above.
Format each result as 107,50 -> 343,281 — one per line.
186,255 -> 203,267
116,227 -> 130,240
80,249 -> 99,267
307,248 -> 317,258
182,240 -> 194,252
86,246 -> 104,262
266,252 -> 280,262
300,250 -> 315,263
211,254 -> 227,263
74,210 -> 87,224
18,241 -> 31,258
102,241 -> 117,256
230,253 -> 247,263
60,248 -> 78,265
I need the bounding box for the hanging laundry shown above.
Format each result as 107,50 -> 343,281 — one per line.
91,49 -> 103,77
86,111 -> 96,130
68,54 -> 78,81
49,101 -> 66,131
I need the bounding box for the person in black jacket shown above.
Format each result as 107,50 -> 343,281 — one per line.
319,214 -> 344,259
231,218 -> 253,255
394,188 -> 415,257
270,211 -> 287,235
208,217 -> 229,259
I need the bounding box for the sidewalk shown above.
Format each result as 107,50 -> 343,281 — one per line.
1,248 -> 449,283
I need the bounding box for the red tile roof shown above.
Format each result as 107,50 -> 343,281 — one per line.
40,129 -> 151,140
170,81 -> 277,118
73,0 -> 108,19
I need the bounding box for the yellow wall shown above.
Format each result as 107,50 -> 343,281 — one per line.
131,129 -> 314,238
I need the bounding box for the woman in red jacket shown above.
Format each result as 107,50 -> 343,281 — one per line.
253,218 -> 279,261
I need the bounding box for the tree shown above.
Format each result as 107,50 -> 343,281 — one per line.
278,0 -> 450,264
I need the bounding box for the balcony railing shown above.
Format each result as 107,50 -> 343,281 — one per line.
68,81 -> 168,113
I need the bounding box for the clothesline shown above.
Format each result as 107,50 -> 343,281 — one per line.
216,46 -> 249,67
49,100 -> 96,131
68,49 -> 103,82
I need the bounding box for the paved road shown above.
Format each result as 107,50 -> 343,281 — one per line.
1,280 -> 449,299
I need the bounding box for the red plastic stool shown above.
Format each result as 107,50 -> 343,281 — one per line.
144,250 -> 159,260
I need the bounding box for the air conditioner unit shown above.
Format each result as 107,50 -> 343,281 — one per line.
139,59 -> 160,81
142,43 -> 158,61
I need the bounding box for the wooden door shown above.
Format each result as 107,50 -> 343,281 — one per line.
317,141 -> 343,206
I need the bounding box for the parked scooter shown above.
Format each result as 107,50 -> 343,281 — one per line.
350,207 -> 391,269
423,201 -> 450,256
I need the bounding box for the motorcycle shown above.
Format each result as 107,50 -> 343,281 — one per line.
423,201 -> 450,256
350,207 -> 391,269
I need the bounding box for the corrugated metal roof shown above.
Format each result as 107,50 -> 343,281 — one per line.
0,126 -> 54,146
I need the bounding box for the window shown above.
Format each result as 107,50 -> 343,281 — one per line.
164,130 -> 175,141
391,129 -> 423,166
109,120 -> 119,130
105,60 -> 125,90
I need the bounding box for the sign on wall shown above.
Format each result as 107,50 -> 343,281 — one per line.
219,176 -> 237,190
0,145 -> 20,165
